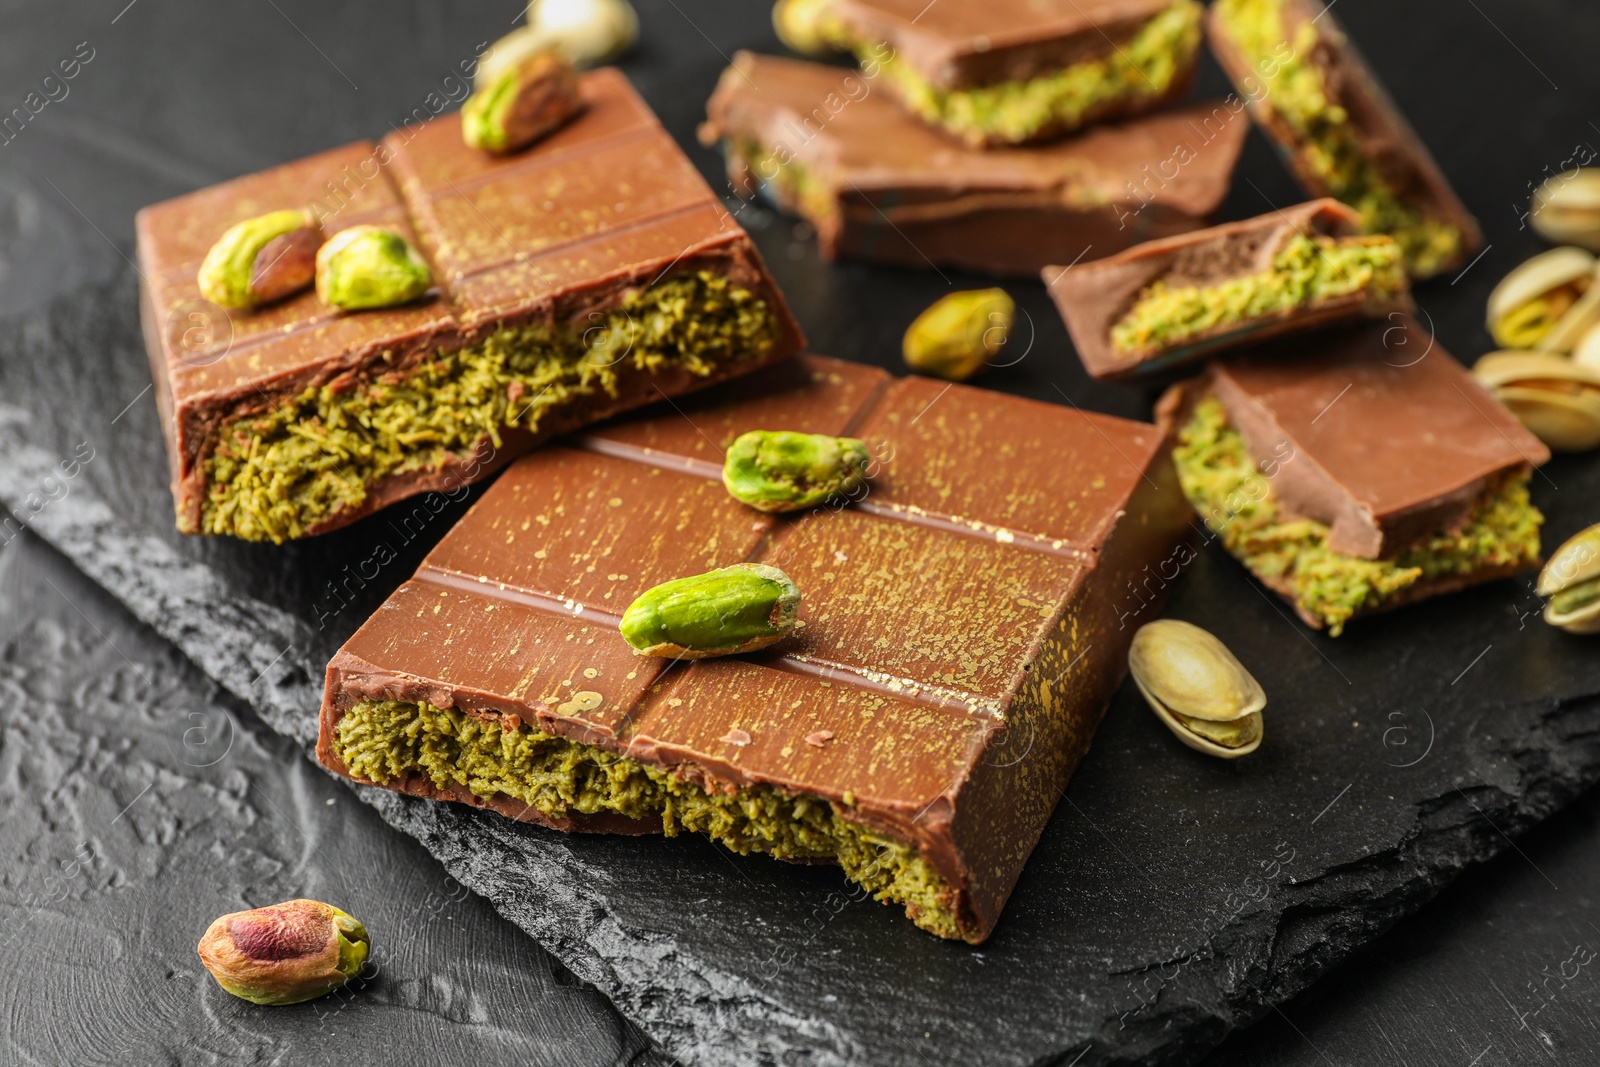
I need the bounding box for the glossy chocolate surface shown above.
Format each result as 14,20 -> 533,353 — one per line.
136,68 -> 801,534
318,355 -> 1190,942
1045,199 -> 1414,382
699,52 -> 1248,276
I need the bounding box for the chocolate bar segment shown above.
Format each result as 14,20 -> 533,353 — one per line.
823,0 -> 1205,146
318,355 -> 1190,942
1207,0 -> 1482,279
1156,321 -> 1549,634
698,52 -> 1249,277
137,68 -> 802,542
1045,199 -> 1413,382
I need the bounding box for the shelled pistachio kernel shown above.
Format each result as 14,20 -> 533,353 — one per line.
314,226 -> 433,310
1539,524 -> 1600,635
197,899 -> 370,1006
1128,619 -> 1266,759
773,0 -> 843,56
462,48 -> 583,154
722,430 -> 870,513
1486,247 -> 1600,352
902,288 -> 1016,382
620,563 -> 800,659
1472,350 -> 1600,453
1532,169 -> 1600,251
196,209 -> 321,310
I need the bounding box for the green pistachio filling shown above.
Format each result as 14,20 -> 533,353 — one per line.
202,272 -> 779,543
853,0 -> 1202,144
1174,397 -> 1543,636
730,140 -> 835,227
1214,0 -> 1464,278
333,699 -> 960,940
1110,232 -> 1406,357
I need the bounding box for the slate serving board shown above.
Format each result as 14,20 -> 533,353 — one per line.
1,1 -> 1598,1064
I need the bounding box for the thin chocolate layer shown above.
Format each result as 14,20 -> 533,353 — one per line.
698,52 -> 1248,277
137,68 -> 802,539
1045,199 -> 1413,382
318,355 -> 1190,942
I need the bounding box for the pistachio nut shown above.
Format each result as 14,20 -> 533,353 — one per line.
197,899 -> 370,1005
480,0 -> 637,82
773,0 -> 844,57
1472,350 -> 1600,452
621,563 -> 800,658
196,209 -> 321,310
1531,169 -> 1600,251
462,49 -> 583,154
722,430 -> 870,513
1128,619 -> 1265,759
902,288 -> 1016,382
1485,247 -> 1600,352
315,226 -> 433,310
1574,322 -> 1600,372
1538,524 -> 1600,635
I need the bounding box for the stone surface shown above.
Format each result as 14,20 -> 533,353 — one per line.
0,0 -> 1598,1064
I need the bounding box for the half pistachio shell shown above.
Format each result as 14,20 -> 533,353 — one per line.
1538,524 -> 1600,635
1472,351 -> 1600,452
1486,247 -> 1599,352
1128,619 -> 1266,759
1532,170 -> 1600,251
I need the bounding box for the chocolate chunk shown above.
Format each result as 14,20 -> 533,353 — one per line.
1045,199 -> 1414,381
317,355 -> 1191,943
137,68 -> 802,542
698,52 -> 1249,277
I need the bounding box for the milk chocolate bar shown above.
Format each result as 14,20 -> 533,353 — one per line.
821,0 -> 1205,146
699,52 -> 1249,277
318,355 -> 1190,942
1046,199 -> 1413,382
137,68 -> 802,543
1157,320 -> 1549,635
1207,0 -> 1482,279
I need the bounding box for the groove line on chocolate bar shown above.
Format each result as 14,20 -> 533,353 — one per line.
404,123 -> 659,200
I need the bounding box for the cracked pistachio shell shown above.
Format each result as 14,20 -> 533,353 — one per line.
773,0 -> 843,56
1129,620 -> 1266,759
621,563 -> 800,659
462,49 -> 582,154
1473,351 -> 1600,452
1486,247 -> 1598,351
196,209 -> 320,310
315,226 -> 433,310
722,430 -> 870,513
1539,524 -> 1600,635
1532,169 -> 1600,251
198,899 -> 370,1006
902,288 -> 1016,382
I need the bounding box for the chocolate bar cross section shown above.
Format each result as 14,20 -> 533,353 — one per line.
318,356 -> 1189,942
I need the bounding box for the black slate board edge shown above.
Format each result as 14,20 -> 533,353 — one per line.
5,396 -> 1600,1067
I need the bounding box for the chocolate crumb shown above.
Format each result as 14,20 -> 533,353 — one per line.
805,730 -> 835,748
719,728 -> 752,747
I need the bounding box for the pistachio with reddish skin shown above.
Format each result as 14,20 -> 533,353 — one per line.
462,49 -> 584,155
315,226 -> 433,310
197,898 -> 370,1005
197,209 -> 322,310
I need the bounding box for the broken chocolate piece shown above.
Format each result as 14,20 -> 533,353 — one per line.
137,68 -> 802,543
317,355 -> 1191,943
698,52 -> 1249,277
1045,199 -> 1413,382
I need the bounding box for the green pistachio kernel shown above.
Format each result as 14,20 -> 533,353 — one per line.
197,898 -> 370,1006
461,50 -> 582,155
315,225 -> 433,310
722,430 -> 870,513
902,288 -> 1015,382
620,563 -> 801,659
197,209 -> 318,310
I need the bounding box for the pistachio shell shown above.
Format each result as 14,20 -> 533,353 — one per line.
1128,619 -> 1265,759
1487,248 -> 1596,324
1539,282 -> 1600,354
1574,323 -> 1600,371
620,563 -> 801,658
1539,524 -> 1600,634
1471,350 -> 1600,388
1486,248 -> 1598,349
1532,170 -> 1600,251
1494,387 -> 1600,452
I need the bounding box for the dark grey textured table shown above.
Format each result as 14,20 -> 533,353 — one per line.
2,1 -> 1598,1064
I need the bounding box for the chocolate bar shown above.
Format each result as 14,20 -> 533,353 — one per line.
1046,199 -> 1413,382
137,68 -> 802,543
1156,320 -> 1549,635
820,0 -> 1205,146
317,355 -> 1190,942
1207,0 -> 1482,280
699,52 -> 1249,277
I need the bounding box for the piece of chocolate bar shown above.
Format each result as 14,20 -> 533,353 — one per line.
1156,320 -> 1550,635
1045,199 -> 1413,382
699,52 -> 1249,277
317,355 -> 1190,942
1207,0 -> 1482,280
820,0 -> 1205,146
137,68 -> 802,543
